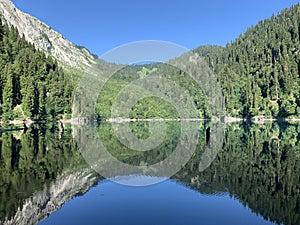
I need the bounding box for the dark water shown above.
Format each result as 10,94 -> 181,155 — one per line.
0,122 -> 299,225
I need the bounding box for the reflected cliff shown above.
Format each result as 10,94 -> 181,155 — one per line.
0,122 -> 299,225
0,125 -> 99,225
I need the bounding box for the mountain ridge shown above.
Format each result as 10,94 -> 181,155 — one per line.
0,0 -> 96,70
1,0 -> 300,120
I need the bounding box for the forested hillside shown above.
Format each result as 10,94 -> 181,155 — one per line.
0,17 -> 74,121
98,4 -> 300,120
2,4 -> 300,122
196,4 -> 300,118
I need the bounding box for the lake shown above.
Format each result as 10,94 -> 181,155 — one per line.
0,121 -> 299,225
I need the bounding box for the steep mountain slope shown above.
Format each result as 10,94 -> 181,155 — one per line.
0,0 -> 96,70
0,16 -> 73,120
201,4 -> 300,118
1,0 -> 300,120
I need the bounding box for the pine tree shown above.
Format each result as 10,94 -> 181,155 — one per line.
2,65 -> 14,113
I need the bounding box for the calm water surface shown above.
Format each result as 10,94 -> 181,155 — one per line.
38,179 -> 274,225
0,122 -> 299,225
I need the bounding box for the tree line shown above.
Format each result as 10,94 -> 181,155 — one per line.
97,4 -> 300,120
2,4 -> 300,121
0,17 -> 73,121
195,4 -> 300,118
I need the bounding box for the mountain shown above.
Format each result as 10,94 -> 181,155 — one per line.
95,4 -> 300,121
201,4 -> 300,118
0,0 -> 96,70
0,15 -> 74,120
1,0 -> 300,120
193,45 -> 223,57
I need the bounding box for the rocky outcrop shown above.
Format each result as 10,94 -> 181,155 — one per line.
0,0 -> 96,70
2,168 -> 99,225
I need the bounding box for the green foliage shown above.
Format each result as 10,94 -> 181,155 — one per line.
130,97 -> 179,119
175,122 -> 300,225
0,16 -> 74,120
2,4 -> 300,121
97,121 -> 182,166
0,121 -> 299,224
96,63 -> 209,120
95,4 -> 300,121
205,4 -> 300,118
0,126 -> 93,221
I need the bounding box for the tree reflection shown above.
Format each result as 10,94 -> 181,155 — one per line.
174,122 -> 300,225
0,122 -> 299,225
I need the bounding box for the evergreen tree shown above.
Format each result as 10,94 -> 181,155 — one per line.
2,65 -> 14,113
0,15 -> 74,121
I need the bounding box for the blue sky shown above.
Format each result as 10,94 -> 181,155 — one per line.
11,0 -> 300,57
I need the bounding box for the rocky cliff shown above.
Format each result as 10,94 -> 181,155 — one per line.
1,168 -> 99,225
0,0 -> 96,70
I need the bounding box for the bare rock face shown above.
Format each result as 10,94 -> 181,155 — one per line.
0,0 -> 96,70
2,168 -> 99,225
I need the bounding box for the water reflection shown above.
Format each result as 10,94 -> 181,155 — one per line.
73,120 -> 225,186
0,122 -> 299,225
39,179 -> 275,225
0,125 -> 99,225
174,122 -> 300,225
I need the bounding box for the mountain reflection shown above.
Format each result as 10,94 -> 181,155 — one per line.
0,122 -> 299,225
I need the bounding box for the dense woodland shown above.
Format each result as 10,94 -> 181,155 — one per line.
0,17 -> 73,121
195,4 -> 300,118
1,5 -> 300,121
96,4 -> 300,120
95,63 -> 209,120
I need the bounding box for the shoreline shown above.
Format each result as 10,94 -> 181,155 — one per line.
1,116 -> 300,129
106,118 -> 208,123
104,117 -> 300,124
